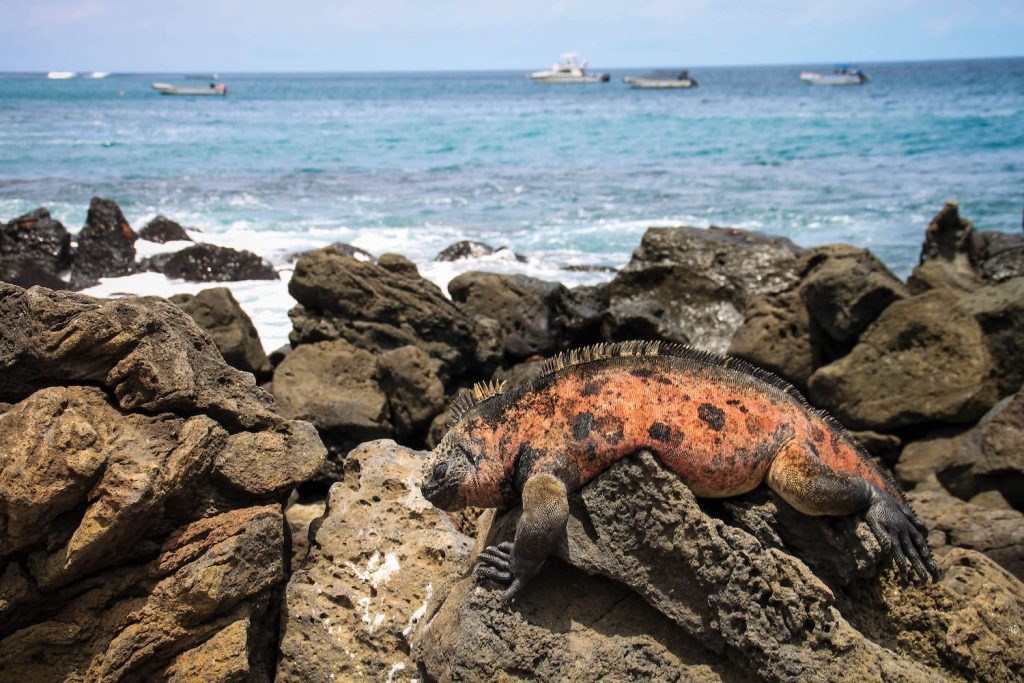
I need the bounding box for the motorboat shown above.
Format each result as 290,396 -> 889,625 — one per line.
85,71 -> 110,79
46,71 -> 77,80
800,66 -> 869,85
530,53 -> 609,83
624,69 -> 698,89
152,82 -> 228,96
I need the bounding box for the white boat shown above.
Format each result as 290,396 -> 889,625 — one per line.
47,71 -> 77,80
624,70 -> 698,89
85,71 -> 110,79
152,82 -> 228,96
530,53 -> 609,83
800,66 -> 869,85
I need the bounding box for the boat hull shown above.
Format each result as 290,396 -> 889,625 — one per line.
625,77 -> 697,89
152,82 -> 228,96
800,71 -> 868,85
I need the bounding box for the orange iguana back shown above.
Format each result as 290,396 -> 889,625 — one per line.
421,340 -> 937,604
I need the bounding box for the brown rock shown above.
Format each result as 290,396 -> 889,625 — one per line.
379,344 -> 446,439
215,421 -> 327,498
606,226 -> 802,353
961,278 -> 1024,397
728,288 -> 818,388
808,289 -> 997,430
171,287 -> 272,380
276,440 -> 473,682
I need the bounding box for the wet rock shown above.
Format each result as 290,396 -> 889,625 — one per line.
277,440 -> 473,682
171,287 -> 272,380
69,197 -> 138,289
163,243 -> 278,282
908,489 -> 1024,580
607,226 -> 802,353
808,289 -> 997,431
449,272 -> 571,360
286,242 -> 375,264
435,240 -> 525,262
287,245 -> 479,382
975,230 -> 1024,283
272,339 -> 393,473
416,451 -> 1024,681
0,207 -> 72,289
138,215 -> 192,243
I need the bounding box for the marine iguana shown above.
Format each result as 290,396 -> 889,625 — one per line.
421,340 -> 938,604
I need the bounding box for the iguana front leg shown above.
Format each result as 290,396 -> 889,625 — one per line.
475,472 -> 569,606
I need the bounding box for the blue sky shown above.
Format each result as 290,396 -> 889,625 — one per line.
1,0 -> 1022,71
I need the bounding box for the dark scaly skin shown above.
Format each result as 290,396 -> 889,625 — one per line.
421,343 -> 938,605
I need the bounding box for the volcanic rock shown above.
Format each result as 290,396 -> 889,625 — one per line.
163,243 -> 278,282
171,287 -> 272,380
287,245 -> 480,382
435,240 -> 525,262
606,226 -> 802,353
69,197 -> 138,289
138,215 -> 192,243
0,207 -> 72,289
276,440 -> 473,682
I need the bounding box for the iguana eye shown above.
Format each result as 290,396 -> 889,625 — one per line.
432,462 -> 448,480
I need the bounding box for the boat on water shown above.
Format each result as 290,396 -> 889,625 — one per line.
800,66 -> 869,85
46,71 -> 77,80
530,53 -> 609,83
85,71 -> 110,79
623,69 -> 698,89
152,82 -> 228,96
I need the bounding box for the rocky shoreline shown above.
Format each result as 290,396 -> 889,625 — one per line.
1,198 -> 1022,681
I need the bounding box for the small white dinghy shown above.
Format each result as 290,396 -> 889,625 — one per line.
800,66 -> 869,85
152,82 -> 228,96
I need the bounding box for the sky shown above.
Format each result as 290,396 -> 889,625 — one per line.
1,0 -> 1022,72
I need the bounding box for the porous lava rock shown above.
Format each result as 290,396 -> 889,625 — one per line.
0,207 -> 72,289
607,226 -> 802,353
276,440 -> 473,682
171,287 -> 272,380
162,243 -> 278,282
0,283 -> 325,681
414,451 -> 1024,682
69,197 -> 137,289
138,215 -> 192,243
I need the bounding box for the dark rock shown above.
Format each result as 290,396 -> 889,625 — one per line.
0,284 -> 325,681
975,230 -> 1024,283
0,208 -> 72,289
606,226 -> 802,353
909,489 -> 1024,580
268,344 -> 292,367
163,244 -> 278,282
918,200 -> 981,271
379,345 -> 446,440
272,339 -> 393,474
435,240 -> 525,262
808,289 -> 997,431
287,245 -> 479,382
960,278 -> 1024,397
848,430 -> 902,466
729,288 -> 818,388
171,288 -> 272,380
138,251 -> 174,274
138,215 -> 192,243
415,451 -> 1024,682
69,197 -> 137,289
449,272 -> 570,360
562,263 -> 618,273
286,242 -> 375,264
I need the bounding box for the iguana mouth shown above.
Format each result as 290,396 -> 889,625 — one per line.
420,470 -> 460,510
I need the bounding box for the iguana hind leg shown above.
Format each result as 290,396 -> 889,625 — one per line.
475,472 -> 569,606
766,440 -> 938,583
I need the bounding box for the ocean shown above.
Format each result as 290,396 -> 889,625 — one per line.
1,59 -> 1022,350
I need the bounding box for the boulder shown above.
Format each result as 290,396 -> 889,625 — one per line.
69,197 -> 137,289
808,289 -> 997,431
908,489 -> 1024,580
435,240 -> 525,262
414,451 -> 1024,682
975,229 -> 1024,283
0,207 -> 72,289
607,226 -> 802,353
799,244 -> 908,345
272,339 -> 393,471
287,246 -> 480,382
138,215 -> 192,243
960,278 -> 1024,396
163,243 -> 278,282
379,345 -> 447,439
728,288 -> 818,388
171,287 -> 272,380
0,284 -> 325,681
286,242 -> 375,264
449,272 -> 571,360
276,440 -> 473,682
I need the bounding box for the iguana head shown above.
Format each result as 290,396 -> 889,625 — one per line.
420,421 -> 489,511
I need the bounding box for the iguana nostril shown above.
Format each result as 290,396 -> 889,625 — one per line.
432,462 -> 448,480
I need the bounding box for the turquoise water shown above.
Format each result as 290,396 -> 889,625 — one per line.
1,59 -> 1022,278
